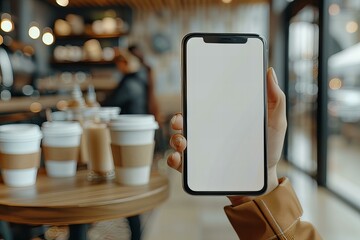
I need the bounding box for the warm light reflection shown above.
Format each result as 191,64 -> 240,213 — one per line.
329,78 -> 342,90
222,0 -> 232,3
42,31 -> 54,45
56,100 -> 68,110
1,18 -> 13,32
23,45 -> 35,56
346,21 -> 358,33
30,102 -> 42,113
0,35 -> 3,45
29,25 -> 40,39
329,3 -> 340,16
56,0 -> 69,7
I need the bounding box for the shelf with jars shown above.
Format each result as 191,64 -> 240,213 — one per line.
51,8 -> 132,69
54,32 -> 128,40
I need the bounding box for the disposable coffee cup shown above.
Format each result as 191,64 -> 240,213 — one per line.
0,124 -> 42,187
109,114 -> 159,185
41,121 -> 82,178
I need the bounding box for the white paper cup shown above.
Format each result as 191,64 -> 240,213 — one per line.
0,124 -> 42,187
109,114 -> 158,185
41,121 -> 82,178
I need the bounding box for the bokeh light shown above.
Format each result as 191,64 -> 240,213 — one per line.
329,3 -> 340,16
22,85 -> 34,96
0,90 -> 11,101
23,45 -> 35,56
1,18 -> 13,32
56,0 -> 69,7
329,78 -> 342,90
29,25 -> 41,39
56,100 -> 68,110
346,21 -> 358,33
30,102 -> 42,113
42,31 -> 54,45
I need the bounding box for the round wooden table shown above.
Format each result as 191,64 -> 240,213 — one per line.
0,169 -> 169,240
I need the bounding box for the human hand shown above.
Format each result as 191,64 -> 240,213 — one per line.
167,68 -> 287,205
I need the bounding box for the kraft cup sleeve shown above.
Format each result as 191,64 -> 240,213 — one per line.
111,142 -> 155,167
0,151 -> 41,169
43,146 -> 80,161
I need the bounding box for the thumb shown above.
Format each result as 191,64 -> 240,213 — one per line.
267,67 -> 281,106
266,67 -> 287,131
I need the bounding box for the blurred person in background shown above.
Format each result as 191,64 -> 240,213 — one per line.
129,44 -> 166,154
102,49 -> 148,114
128,44 -> 162,124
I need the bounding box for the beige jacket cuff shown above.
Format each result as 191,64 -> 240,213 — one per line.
224,177 -> 303,240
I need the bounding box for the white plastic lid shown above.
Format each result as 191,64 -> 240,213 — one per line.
41,121 -> 83,136
109,114 -> 159,131
0,124 -> 42,142
97,107 -> 121,121
98,107 -> 121,115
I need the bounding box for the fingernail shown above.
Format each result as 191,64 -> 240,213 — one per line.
174,137 -> 182,147
171,114 -> 178,125
270,67 -> 278,85
173,151 -> 181,159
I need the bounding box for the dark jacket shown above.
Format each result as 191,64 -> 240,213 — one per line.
103,72 -> 148,114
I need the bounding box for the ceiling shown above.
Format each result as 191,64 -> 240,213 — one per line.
48,0 -> 269,10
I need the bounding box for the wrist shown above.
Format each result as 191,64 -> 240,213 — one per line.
227,195 -> 255,206
266,166 -> 279,194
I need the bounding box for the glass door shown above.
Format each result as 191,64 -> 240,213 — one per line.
327,0 -> 360,209
287,6 -> 319,176
285,0 -> 360,210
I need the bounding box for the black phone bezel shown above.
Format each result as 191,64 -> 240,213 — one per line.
181,32 -> 268,196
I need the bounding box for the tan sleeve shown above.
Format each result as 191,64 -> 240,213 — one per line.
224,177 -> 322,240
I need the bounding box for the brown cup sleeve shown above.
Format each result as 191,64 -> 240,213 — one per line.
0,151 -> 41,169
43,146 -> 79,161
111,142 -> 155,167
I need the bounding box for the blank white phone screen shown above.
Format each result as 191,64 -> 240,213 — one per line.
185,36 -> 265,192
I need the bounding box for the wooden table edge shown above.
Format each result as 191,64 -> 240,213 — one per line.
0,171 -> 169,225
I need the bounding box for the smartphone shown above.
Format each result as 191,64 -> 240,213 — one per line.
182,33 -> 267,195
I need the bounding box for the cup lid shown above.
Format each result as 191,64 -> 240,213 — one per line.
97,107 -> 121,114
109,114 -> 159,131
96,107 -> 121,121
0,124 -> 42,142
41,121 -> 83,136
